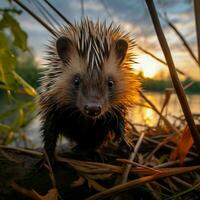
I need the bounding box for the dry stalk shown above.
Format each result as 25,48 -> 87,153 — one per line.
160,13 -> 199,66
44,150 -> 57,188
132,131 -> 198,157
43,0 -> 73,26
145,134 -> 177,162
154,157 -> 194,168
140,91 -> 179,134
138,46 -> 187,77
117,159 -> 160,173
86,165 -> 200,200
0,145 -> 43,157
145,0 -> 200,154
120,132 -> 145,184
194,0 -> 200,63
146,183 -> 161,200
171,176 -> 192,188
157,88 -> 173,126
13,0 -> 57,36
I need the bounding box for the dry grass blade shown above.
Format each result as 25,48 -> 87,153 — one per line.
194,0 -> 200,63
56,156 -> 175,177
157,88 -> 173,126
0,145 -> 43,157
120,132 -> 145,184
44,151 -> 57,188
138,46 -> 187,77
154,157 -> 194,168
12,0 -> 57,36
145,0 -> 200,154
117,159 -> 160,173
43,0 -> 73,27
140,91 -> 179,134
164,181 -> 200,200
86,165 -> 200,200
146,134 -> 178,162
160,13 -> 199,67
11,182 -> 58,200
56,156 -> 122,174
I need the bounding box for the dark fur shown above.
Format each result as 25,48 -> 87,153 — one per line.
42,104 -> 125,160
39,19 -> 140,161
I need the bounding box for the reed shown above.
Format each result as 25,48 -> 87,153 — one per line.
145,0 -> 200,154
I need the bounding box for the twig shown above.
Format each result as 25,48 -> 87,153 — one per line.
12,0 -> 57,36
194,0 -> 200,63
0,148 -> 19,163
117,159 -> 160,173
160,13 -> 199,67
43,0 -> 73,27
120,132 -> 145,184
0,145 -> 43,157
145,134 -> 177,162
44,150 -> 57,188
86,165 -> 200,200
132,132 -> 198,157
154,157 -> 194,168
171,176 -> 192,188
138,46 -> 187,77
146,183 -> 161,200
140,91 -> 179,134
145,0 -> 200,154
157,88 -> 173,126
11,182 -> 41,200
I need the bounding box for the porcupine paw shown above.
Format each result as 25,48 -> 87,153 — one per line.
72,145 -> 106,162
34,153 -> 55,171
118,138 -> 133,156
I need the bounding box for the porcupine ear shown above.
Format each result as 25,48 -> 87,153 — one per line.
115,39 -> 128,63
56,36 -> 72,63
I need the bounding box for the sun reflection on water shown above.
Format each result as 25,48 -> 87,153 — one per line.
143,107 -> 155,126
129,93 -> 200,130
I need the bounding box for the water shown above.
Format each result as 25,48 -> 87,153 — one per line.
24,92 -> 200,146
131,92 -> 200,127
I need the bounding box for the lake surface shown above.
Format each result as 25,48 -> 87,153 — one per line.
130,92 -> 200,127
22,92 -> 200,147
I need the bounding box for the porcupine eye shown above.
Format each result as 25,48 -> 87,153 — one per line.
108,78 -> 114,90
73,74 -> 80,89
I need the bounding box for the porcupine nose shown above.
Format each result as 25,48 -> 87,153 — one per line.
84,104 -> 101,117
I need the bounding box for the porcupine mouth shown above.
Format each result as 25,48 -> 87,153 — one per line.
83,112 -> 102,120
81,108 -> 105,120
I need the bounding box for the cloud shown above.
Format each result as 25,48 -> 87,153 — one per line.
2,0 -> 198,79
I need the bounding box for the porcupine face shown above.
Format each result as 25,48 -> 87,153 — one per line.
39,19 -> 140,119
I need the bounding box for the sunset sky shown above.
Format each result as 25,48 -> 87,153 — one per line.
4,0 -> 200,80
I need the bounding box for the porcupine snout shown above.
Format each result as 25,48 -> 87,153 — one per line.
84,103 -> 102,117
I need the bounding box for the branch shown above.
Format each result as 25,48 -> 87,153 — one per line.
160,13 -> 199,67
145,0 -> 200,154
194,0 -> 200,63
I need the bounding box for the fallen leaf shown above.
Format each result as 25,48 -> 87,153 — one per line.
71,176 -> 85,188
11,181 -> 58,200
170,126 -> 194,164
178,126 -> 194,164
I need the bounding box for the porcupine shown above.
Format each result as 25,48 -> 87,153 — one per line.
39,19 -> 141,162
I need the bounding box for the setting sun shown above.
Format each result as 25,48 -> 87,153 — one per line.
133,54 -> 165,78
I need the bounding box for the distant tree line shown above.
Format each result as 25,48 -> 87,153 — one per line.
143,78 -> 200,94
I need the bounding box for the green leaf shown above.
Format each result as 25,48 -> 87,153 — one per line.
0,13 -> 27,51
0,32 -> 17,88
0,123 -> 11,132
12,71 -> 37,96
